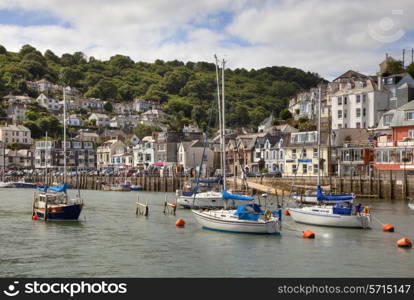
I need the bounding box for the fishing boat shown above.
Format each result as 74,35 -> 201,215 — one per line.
192,203 -> 281,234
31,87 -> 83,221
287,85 -> 371,228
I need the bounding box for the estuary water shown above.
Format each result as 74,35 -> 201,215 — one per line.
0,189 -> 413,277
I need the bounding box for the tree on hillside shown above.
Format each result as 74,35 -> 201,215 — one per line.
133,123 -> 160,139
103,101 -> 113,112
0,45 -> 6,55
279,108 -> 293,120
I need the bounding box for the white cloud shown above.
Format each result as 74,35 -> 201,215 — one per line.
0,0 -> 413,79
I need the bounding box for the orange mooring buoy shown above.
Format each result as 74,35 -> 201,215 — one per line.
383,224 -> 395,232
284,209 -> 290,216
32,215 -> 39,221
175,218 -> 185,227
303,229 -> 315,239
397,238 -> 412,248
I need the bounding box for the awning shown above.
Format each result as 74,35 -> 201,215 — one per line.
155,161 -> 165,166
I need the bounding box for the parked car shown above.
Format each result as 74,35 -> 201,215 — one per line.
264,171 -> 282,177
247,172 -> 262,177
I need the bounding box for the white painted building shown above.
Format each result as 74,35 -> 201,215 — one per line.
132,136 -> 156,169
331,78 -> 389,129
36,93 -> 61,111
0,125 -> 32,146
89,113 -> 110,127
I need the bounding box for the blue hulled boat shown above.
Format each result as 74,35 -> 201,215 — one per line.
32,183 -> 83,221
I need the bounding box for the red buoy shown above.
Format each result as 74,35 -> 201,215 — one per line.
32,215 -> 39,221
303,229 -> 315,239
175,218 -> 185,227
284,209 -> 290,216
397,238 -> 412,248
383,224 -> 395,232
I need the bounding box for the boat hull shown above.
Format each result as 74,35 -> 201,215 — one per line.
0,182 -> 15,188
408,203 -> 414,210
192,210 -> 281,234
34,203 -> 83,221
288,208 -> 371,228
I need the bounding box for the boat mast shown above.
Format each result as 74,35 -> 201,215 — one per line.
317,85 -> 322,187
45,131 -> 48,186
63,87 -> 67,184
221,59 -> 227,191
214,55 -> 223,187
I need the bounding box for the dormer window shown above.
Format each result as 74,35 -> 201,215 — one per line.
406,111 -> 414,120
383,114 -> 393,126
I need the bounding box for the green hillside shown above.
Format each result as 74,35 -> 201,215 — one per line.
0,44 -> 323,130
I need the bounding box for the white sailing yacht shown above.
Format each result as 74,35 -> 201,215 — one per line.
191,56 -> 281,234
287,85 -> 371,228
176,55 -> 251,209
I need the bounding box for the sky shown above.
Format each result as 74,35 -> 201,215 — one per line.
0,0 -> 414,80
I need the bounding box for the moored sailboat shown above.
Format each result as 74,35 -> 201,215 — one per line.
32,87 -> 83,221
191,56 -> 281,234
287,85 -> 371,228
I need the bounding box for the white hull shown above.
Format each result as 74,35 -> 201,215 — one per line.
177,191 -> 250,209
192,209 -> 281,234
408,203 -> 414,210
288,207 -> 371,228
0,182 -> 14,188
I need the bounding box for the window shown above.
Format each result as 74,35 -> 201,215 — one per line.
356,122 -> 361,128
313,164 -> 318,174
363,94 -> 367,103
406,111 -> 414,120
356,95 -> 361,103
344,110 -> 347,118
383,114 -> 393,126
292,149 -> 297,158
338,124 -> 342,129
344,97 -> 347,105
344,124 -> 348,128
302,149 -> 307,158
313,148 -> 318,157
338,110 -> 343,119
302,165 -> 307,174
363,108 -> 366,117
338,97 -> 342,105
292,165 -> 297,174
409,130 -> 414,139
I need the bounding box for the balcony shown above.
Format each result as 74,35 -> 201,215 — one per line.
396,141 -> 414,147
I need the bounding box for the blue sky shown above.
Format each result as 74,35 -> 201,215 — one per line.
0,0 -> 413,79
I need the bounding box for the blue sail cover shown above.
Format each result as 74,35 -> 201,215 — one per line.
37,186 -> 48,192
316,185 -> 353,201
193,178 -> 222,184
233,204 -> 261,221
222,190 -> 254,201
49,183 -> 68,193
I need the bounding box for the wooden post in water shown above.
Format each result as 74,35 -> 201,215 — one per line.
389,170 -> 393,200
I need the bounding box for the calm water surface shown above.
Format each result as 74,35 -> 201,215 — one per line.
0,189 -> 413,277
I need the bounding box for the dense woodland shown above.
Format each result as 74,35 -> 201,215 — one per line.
0,44 -> 324,132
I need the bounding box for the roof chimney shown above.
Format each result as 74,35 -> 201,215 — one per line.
377,72 -> 383,91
